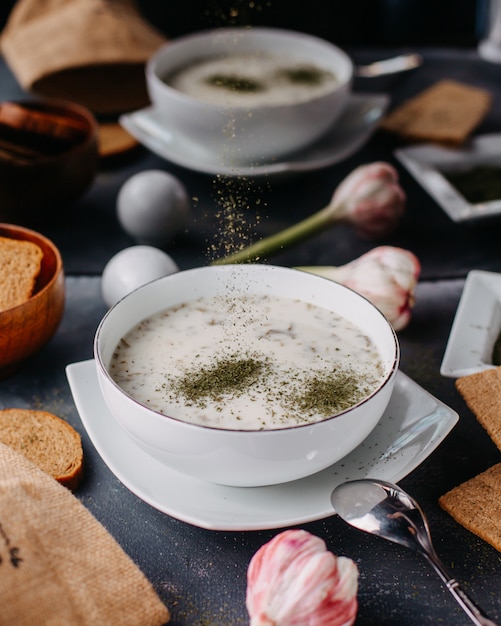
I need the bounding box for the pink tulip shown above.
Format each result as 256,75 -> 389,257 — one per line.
246,529 -> 358,626
298,246 -> 421,331
214,162 -> 405,265
330,162 -> 406,238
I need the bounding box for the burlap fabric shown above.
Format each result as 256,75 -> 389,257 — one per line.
0,0 -> 167,114
0,441 -> 170,625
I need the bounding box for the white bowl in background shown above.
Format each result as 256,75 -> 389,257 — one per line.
441,270 -> 501,377
146,28 -> 353,165
94,265 -> 399,487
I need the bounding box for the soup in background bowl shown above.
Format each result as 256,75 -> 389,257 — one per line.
145,27 -> 353,165
94,264 -> 399,487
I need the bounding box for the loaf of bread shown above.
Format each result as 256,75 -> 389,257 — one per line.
0,409 -> 83,490
0,235 -> 43,312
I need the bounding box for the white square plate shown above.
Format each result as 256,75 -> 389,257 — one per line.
396,134 -> 501,222
67,359 -> 458,531
441,270 -> 501,378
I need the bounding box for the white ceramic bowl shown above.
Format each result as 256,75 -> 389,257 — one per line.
94,265 -> 399,487
145,27 -> 353,165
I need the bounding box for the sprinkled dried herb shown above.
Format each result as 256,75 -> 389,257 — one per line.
289,370 -> 368,418
277,65 -> 331,86
443,165 -> 501,204
205,73 -> 263,92
166,355 -> 376,423
172,356 -> 267,406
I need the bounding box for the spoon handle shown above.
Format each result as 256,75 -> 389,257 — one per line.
426,552 -> 498,626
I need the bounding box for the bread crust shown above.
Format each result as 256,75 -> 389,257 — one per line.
0,236 -> 43,312
0,408 -> 83,490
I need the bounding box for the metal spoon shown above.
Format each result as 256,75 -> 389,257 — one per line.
331,478 -> 498,626
356,53 -> 423,77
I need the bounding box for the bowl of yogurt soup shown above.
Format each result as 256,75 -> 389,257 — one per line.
94,265 -> 399,487
145,27 -> 353,165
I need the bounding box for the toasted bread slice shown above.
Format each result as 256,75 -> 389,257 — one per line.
0,236 -> 43,312
98,121 -> 139,159
0,409 -> 83,490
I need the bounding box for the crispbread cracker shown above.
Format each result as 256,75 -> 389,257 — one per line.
0,236 -> 43,311
439,463 -> 501,552
380,79 -> 492,145
455,367 -> 501,451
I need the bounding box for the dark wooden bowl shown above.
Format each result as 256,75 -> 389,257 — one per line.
0,223 -> 65,378
0,98 -> 99,221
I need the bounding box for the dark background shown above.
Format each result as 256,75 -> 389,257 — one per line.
0,0 -> 488,47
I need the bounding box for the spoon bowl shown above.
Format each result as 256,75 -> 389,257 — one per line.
331,478 -> 498,626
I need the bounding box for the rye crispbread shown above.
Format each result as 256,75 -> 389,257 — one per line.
0,235 -> 43,311
380,79 -> 492,145
455,367 -> 501,451
439,463 -> 501,552
439,368 -> 501,550
0,408 -> 83,490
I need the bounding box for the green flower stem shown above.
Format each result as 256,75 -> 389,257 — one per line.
212,203 -> 339,265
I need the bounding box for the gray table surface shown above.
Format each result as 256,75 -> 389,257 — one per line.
1,45 -> 501,625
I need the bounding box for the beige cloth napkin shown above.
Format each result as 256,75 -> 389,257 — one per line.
0,441 -> 170,625
0,0 -> 167,114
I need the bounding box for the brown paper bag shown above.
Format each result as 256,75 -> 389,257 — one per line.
0,0 -> 167,114
0,442 -> 170,625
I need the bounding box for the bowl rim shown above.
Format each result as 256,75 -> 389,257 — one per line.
1,97 -> 99,164
146,26 -> 354,112
94,264 -> 400,434
0,222 -> 63,315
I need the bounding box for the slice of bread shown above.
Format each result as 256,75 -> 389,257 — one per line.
0,409 -> 83,490
0,236 -> 43,312
98,121 -> 139,159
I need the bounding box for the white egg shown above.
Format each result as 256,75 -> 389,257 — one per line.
101,245 -> 179,307
117,170 -> 191,247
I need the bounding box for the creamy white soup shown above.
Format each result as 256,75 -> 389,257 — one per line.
109,293 -> 385,430
163,53 -> 338,107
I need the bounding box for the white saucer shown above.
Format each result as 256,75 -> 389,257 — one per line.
441,270 -> 501,378
396,134 -> 501,222
120,93 -> 389,178
67,360 -> 457,531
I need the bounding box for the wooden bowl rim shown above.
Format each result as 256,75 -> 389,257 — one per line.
1,97 -> 99,164
0,222 -> 64,316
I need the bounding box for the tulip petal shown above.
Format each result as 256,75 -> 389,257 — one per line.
246,529 -> 358,626
330,162 -> 406,239
297,246 -> 421,331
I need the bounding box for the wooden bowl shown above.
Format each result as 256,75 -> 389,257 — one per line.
0,224 -> 65,378
0,98 -> 99,220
